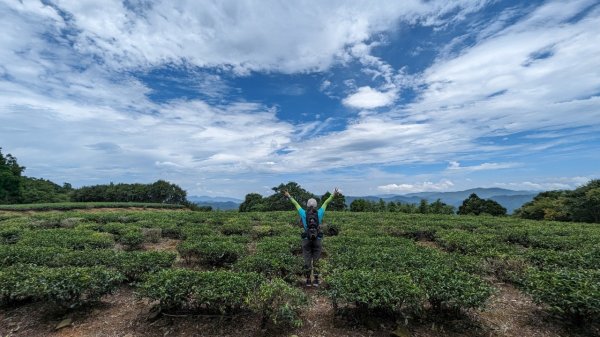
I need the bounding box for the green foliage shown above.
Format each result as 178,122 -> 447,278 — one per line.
321,191 -> 347,211
415,267 -> 493,312
17,229 -> 114,250
567,179 -> 600,223
239,182 -> 319,212
71,180 -> 187,204
137,269 -> 264,313
458,193 -> 506,216
523,268 -> 600,321
515,180 -> 600,223
248,278 -> 308,328
515,190 -> 570,221
0,202 -> 184,211
0,148 -> 25,204
326,269 -> 424,314
0,245 -> 176,281
0,264 -> 123,308
350,198 -> 454,214
235,237 -> 303,281
177,236 -> 247,266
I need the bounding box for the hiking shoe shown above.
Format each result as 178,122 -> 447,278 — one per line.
305,279 -> 312,287
312,278 -> 320,287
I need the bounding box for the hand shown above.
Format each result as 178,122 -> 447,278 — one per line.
333,187 -> 340,196
283,190 -> 291,198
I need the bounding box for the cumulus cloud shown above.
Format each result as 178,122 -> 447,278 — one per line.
378,179 -> 455,193
342,86 -> 397,109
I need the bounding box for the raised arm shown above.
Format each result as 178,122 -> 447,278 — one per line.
321,187 -> 339,211
284,190 -> 302,211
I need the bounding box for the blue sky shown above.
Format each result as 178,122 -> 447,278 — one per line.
1,0 -> 599,198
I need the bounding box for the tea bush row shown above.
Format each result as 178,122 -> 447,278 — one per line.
137,269 -> 307,328
0,264 -> 123,308
0,245 -> 175,280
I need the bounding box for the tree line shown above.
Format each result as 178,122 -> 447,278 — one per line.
240,182 -> 507,216
515,179 -> 600,223
0,148 -> 194,207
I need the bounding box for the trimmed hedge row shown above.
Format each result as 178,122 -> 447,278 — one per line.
0,264 -> 123,308
16,229 -> 114,250
235,236 -> 303,281
0,245 -> 175,281
177,235 -> 248,266
136,269 -> 307,327
523,268 -> 600,322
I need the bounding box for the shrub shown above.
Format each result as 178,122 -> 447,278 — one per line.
137,269 -> 264,313
413,266 -> 493,312
17,229 -> 114,250
141,228 -> 162,243
0,226 -> 22,244
0,265 -> 123,308
523,268 -> 600,322
177,237 -> 246,266
0,245 -> 175,281
326,269 -> 424,314
248,278 -> 308,328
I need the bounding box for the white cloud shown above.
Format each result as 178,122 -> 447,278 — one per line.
342,86 -> 397,109
446,161 -> 519,172
494,176 -> 591,191
3,0 -> 492,74
378,179 -> 454,193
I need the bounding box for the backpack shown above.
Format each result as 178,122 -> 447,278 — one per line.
305,208 -> 321,240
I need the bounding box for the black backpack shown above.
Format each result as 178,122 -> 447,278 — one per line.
305,209 -> 320,240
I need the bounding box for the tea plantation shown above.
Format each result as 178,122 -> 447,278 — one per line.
1,209 -> 599,334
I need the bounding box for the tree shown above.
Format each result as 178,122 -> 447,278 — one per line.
515,190 -> 570,221
264,182 -> 318,211
429,199 -> 455,214
239,193 -> 265,212
418,199 -> 429,214
458,193 -> 506,216
321,191 -> 346,211
0,148 -> 25,204
566,179 -> 600,223
350,199 -> 370,212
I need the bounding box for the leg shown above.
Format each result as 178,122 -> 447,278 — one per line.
302,239 -> 312,281
312,239 -> 323,284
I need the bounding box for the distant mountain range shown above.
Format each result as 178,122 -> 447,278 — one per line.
189,188 -> 539,213
187,196 -> 243,210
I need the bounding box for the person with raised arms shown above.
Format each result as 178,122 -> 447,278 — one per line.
284,187 -> 340,287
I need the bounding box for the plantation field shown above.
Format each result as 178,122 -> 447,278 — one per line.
0,209 -> 599,337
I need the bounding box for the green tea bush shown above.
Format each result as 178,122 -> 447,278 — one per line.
0,226 -> 22,244
119,229 -> 144,250
177,236 -> 246,266
0,264 -> 123,308
235,251 -> 302,281
137,269 -> 264,313
523,268 -> 600,322
0,246 -> 175,281
220,219 -> 251,236
326,269 -> 424,314
17,229 -> 114,250
248,278 -> 308,328
414,267 -> 493,312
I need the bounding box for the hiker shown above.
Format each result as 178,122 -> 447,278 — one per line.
284,188 -> 340,287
